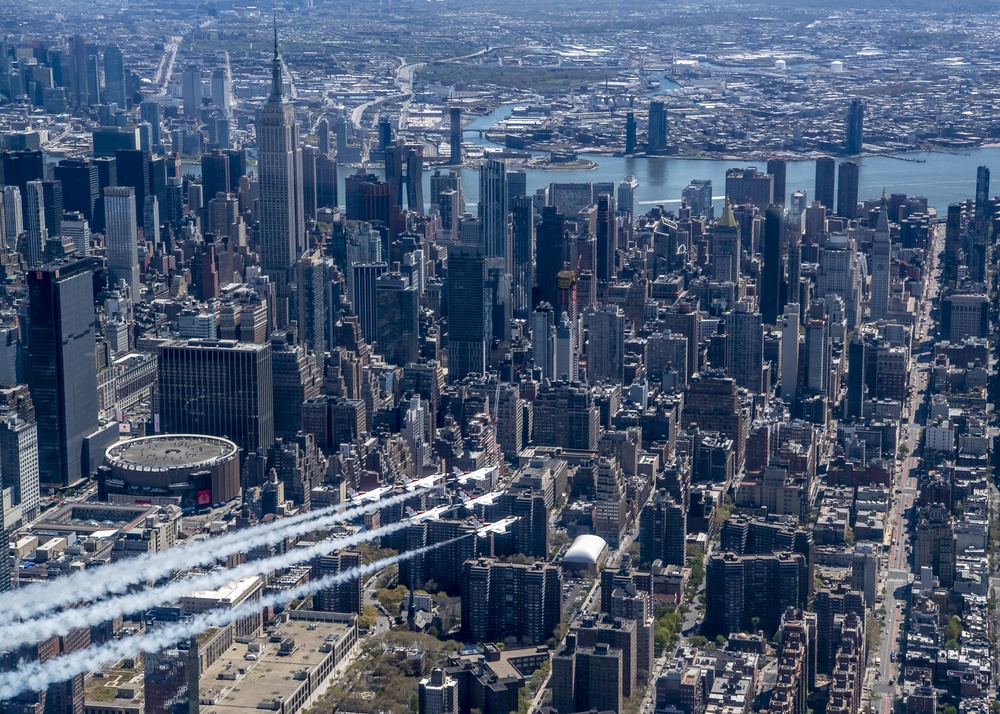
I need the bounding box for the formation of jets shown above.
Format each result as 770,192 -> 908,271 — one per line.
344,465 -> 513,532
450,465 -> 500,485
474,516 -> 519,537
346,464 -> 502,505
345,485 -> 394,503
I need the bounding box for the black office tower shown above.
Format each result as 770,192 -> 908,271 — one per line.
625,112 -> 637,154
511,195 -> 534,321
535,205 -> 565,311
93,156 -> 117,232
648,101 -> 667,153
55,159 -> 100,228
449,107 -> 462,165
316,154 -> 337,211
201,149 -> 230,207
447,244 -> 490,382
767,158 -> 786,207
944,203 -> 962,284
845,99 -> 864,155
971,166 -> 989,283
27,259 -> 99,489
596,193 -> 616,282
224,148 -> 246,192
115,149 -> 151,210
378,117 -> 393,153
846,336 -> 866,420
837,161 -> 860,219
157,339 -> 274,454
301,146 -> 318,220
40,179 -> 64,240
761,205 -> 785,325
815,156 -> 835,212
0,149 -> 45,215
405,146 -> 424,214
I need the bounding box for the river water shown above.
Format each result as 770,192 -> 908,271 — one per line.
440,149 -> 992,215
184,102 -> 998,214
452,103 -> 996,213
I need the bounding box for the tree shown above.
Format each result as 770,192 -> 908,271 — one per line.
516,685 -> 532,713
654,606 -> 683,656
358,542 -> 398,565
945,615 -> 962,643
865,614 -> 882,657
751,617 -> 761,633
689,551 -> 705,589
358,604 -> 379,631
377,585 -> 409,614
714,497 -> 735,525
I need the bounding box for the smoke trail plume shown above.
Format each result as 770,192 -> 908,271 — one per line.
1,487 -> 426,624
0,514 -> 420,648
0,536 -> 469,701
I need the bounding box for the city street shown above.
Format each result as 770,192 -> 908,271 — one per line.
872,225 -> 941,714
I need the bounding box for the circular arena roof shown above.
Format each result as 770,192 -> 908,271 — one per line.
562,534 -> 609,565
106,435 -> 239,472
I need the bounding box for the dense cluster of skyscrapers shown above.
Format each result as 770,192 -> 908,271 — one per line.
0,16 -> 997,714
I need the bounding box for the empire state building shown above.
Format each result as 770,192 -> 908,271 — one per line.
257,22 -> 305,281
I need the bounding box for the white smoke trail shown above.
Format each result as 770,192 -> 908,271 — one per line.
1,487 -> 427,624
0,536 -> 469,701
0,513 -> 422,649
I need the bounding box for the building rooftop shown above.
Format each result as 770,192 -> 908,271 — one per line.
181,575 -> 263,609
106,434 -> 239,470
198,616 -> 353,712
563,534 -> 608,564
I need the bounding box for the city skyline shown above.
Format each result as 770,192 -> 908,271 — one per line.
0,4 -> 996,714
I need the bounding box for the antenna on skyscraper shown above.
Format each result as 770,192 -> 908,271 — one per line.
273,10 -> 278,59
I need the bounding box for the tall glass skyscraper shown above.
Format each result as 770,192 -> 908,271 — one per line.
447,244 -> 490,382
479,158 -> 509,270
27,259 -> 99,489
104,185 -> 140,297
104,44 -> 127,108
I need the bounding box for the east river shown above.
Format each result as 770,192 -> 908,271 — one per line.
182,102 -> 1000,214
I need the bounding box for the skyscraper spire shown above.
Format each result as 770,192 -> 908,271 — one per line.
257,8 -> 305,288
270,12 -> 282,99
